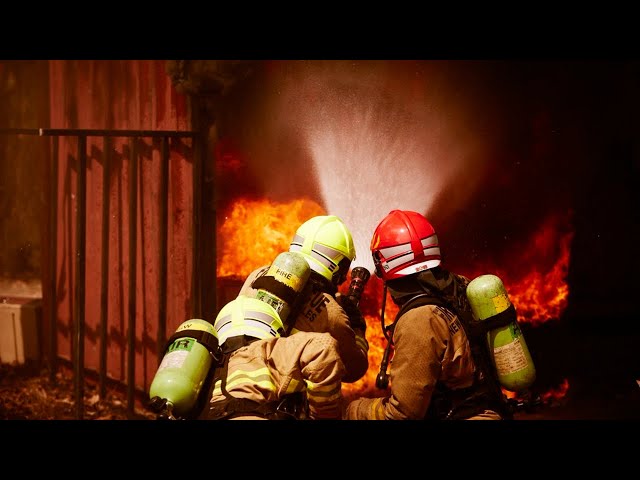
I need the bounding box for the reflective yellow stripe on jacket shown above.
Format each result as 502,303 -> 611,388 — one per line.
211,367 -> 276,396
305,379 -> 342,419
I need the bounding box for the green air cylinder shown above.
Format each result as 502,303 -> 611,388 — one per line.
253,251 -> 311,325
466,274 -> 536,392
149,318 -> 219,418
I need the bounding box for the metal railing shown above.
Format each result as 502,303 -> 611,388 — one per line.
0,127 -> 204,419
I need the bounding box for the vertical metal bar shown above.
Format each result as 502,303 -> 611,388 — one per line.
99,136 -> 111,398
74,135 -> 87,420
158,137 -> 169,362
127,137 -> 138,416
191,132 -> 203,318
48,135 -> 59,383
210,134 -> 218,317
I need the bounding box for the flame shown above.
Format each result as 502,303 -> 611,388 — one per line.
540,378 -> 570,403
466,210 -> 574,326
502,378 -> 570,405
217,197 -> 325,278
217,199 -> 575,400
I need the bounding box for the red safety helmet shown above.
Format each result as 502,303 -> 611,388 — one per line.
370,210 -> 441,281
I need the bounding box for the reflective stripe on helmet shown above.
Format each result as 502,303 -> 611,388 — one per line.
214,295 -> 284,344
421,234 -> 439,251
216,310 -> 279,342
380,245 -> 414,272
290,240 -> 341,273
214,313 -> 232,332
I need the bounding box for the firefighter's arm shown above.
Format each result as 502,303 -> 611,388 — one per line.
336,292 -> 367,331
297,332 -> 346,419
345,307 -> 444,420
326,298 -> 369,383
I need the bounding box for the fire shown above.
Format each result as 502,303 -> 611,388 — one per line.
502,378 -> 570,407
217,199 -> 574,401
466,210 -> 574,326
216,197 -> 324,278
540,378 -> 570,403
507,224 -> 573,326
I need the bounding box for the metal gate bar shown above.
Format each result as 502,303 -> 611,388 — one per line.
73,136 -> 87,419
99,136 -> 111,398
49,136 -> 59,383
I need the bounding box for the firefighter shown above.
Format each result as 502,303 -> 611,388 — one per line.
239,215 -> 369,383
345,210 -> 510,420
201,294 -> 345,420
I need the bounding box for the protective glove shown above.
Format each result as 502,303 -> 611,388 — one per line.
336,293 -> 367,331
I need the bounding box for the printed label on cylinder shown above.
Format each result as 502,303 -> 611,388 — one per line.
157,350 -> 189,371
493,338 -> 528,374
491,293 -> 511,312
266,264 -> 304,290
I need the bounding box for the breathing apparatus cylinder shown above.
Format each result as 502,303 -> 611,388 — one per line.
252,251 -> 311,325
466,274 -> 536,393
149,318 -> 221,419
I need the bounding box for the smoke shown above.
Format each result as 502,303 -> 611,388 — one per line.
237,61 -> 494,273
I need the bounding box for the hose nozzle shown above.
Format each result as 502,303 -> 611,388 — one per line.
347,267 -> 371,306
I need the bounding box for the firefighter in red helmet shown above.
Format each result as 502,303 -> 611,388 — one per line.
344,210 -> 511,420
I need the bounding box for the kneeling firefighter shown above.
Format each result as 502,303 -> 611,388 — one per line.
345,210 -> 536,420
200,294 -> 346,420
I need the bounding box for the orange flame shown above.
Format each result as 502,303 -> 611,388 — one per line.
503,378 -> 570,405
217,197 -> 325,278
466,210 -> 574,326
540,378 -> 570,403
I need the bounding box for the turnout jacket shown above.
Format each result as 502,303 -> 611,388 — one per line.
203,331 -> 345,420
240,266 -> 369,383
345,268 -> 502,420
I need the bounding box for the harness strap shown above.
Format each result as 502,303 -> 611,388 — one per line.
221,335 -> 260,354
207,394 -> 305,420
164,329 -> 222,364
465,304 -> 516,338
251,275 -> 299,306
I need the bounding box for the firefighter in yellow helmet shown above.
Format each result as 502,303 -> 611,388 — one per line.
345,210 -> 510,420
200,295 -> 345,420
239,215 -> 369,383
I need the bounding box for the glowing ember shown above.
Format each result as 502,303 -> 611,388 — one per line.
540,378 -> 570,403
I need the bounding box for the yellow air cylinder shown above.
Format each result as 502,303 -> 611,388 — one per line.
253,251 -> 311,325
149,318 -> 219,418
466,274 -> 536,392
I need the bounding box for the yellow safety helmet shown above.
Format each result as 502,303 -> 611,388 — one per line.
289,215 -> 356,286
213,295 -> 284,346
